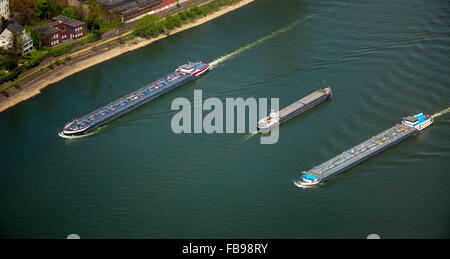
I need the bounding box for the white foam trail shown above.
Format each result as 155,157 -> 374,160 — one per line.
240,131 -> 259,143
432,107 -> 450,119
58,126 -> 106,139
209,16 -> 313,69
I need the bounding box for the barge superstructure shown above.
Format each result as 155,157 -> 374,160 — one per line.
257,87 -> 332,133
60,61 -> 210,137
294,113 -> 433,187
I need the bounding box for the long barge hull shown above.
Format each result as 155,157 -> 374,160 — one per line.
60,61 -> 209,136
77,76 -> 195,136
295,112 -> 434,187
312,125 -> 419,184
257,87 -> 332,133
279,88 -> 332,123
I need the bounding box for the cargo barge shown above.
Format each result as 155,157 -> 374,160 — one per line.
257,87 -> 332,133
294,113 -> 433,187
60,61 -> 210,137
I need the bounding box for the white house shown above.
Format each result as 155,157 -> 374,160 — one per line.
0,0 -> 9,19
0,26 -> 11,48
0,23 -> 33,53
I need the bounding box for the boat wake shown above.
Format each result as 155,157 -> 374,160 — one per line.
432,106 -> 450,119
209,15 -> 313,69
58,126 -> 106,139
240,131 -> 259,143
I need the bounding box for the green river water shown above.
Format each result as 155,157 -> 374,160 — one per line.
0,0 -> 449,238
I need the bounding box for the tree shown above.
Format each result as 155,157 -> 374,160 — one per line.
190,6 -> 203,16
10,32 -> 24,56
31,29 -> 43,50
167,15 -> 182,28
0,48 -> 18,70
35,0 -> 67,19
92,29 -> 102,41
36,0 -> 53,20
133,15 -> 165,39
75,2 -> 85,21
52,0 -> 68,16
9,0 -> 37,25
172,15 -> 182,27
0,32 -> 23,70
62,7 -> 75,19
87,0 -> 101,32
164,16 -> 175,30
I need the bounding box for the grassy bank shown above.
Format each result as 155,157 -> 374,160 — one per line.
0,20 -> 123,93
134,0 -> 242,39
0,0 -> 254,111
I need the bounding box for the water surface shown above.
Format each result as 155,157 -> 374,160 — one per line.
0,0 -> 449,238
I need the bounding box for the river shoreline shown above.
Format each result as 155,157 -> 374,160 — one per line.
0,0 -> 255,114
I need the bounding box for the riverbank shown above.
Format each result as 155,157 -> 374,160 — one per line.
0,0 -> 255,114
